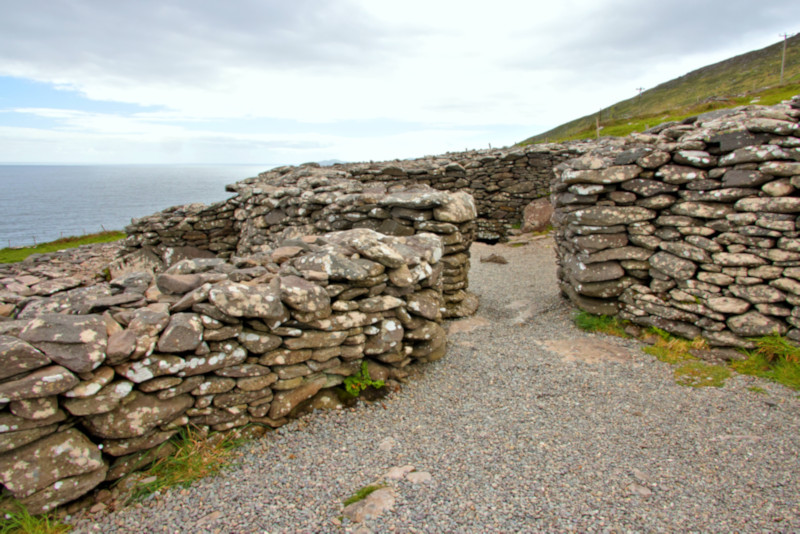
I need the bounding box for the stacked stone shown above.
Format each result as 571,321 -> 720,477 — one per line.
0,243 -> 125,320
313,144 -> 583,241
126,142 -> 584,264
553,96 -> 800,348
124,201 -> 239,257
0,228 -> 448,514
232,176 -> 479,318
125,174 -> 479,318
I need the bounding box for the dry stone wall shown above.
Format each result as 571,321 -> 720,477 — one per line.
125,178 -> 479,319
554,95 -> 800,349
124,144 -> 584,255
0,228 -> 448,514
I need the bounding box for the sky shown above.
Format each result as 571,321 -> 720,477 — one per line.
0,0 -> 798,167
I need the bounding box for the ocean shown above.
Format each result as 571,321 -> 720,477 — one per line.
0,165 -> 271,248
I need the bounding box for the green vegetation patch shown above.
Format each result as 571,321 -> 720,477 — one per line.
0,231 -> 125,264
573,311 -> 629,338
519,33 -> 800,145
343,484 -> 386,507
674,361 -> 731,388
342,361 -> 385,398
732,335 -> 800,391
641,328 -> 708,365
0,502 -> 70,534
127,427 -> 246,503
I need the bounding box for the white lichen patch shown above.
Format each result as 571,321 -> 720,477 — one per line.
79,329 -> 99,343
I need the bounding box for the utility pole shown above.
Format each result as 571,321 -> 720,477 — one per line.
780,33 -> 789,85
636,87 -> 645,97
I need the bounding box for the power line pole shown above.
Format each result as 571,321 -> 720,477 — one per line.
636,87 -> 645,97
780,33 -> 793,85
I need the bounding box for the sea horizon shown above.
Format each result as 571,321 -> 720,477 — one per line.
0,164 -> 276,248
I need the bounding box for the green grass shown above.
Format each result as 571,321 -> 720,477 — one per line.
520,33 -> 800,145
0,502 -> 70,534
126,427 -> 246,503
641,328 -> 708,365
0,231 -> 125,264
574,315 -> 800,391
343,484 -> 386,507
732,335 -> 800,391
573,310 -> 629,338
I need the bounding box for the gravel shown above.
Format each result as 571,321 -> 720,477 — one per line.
71,236 -> 800,533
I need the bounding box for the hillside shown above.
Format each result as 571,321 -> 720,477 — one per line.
520,33 -> 800,145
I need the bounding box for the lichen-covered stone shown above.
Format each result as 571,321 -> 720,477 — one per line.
649,251 -> 697,280
0,429 -> 104,499
19,314 -> 107,373
157,313 -> 203,353
727,312 -> 787,337
62,380 -> 134,416
209,280 -> 286,320
433,192 -> 478,223
734,197 -> 800,213
279,275 -> 331,316
0,336 -> 51,380
82,391 -> 193,439
567,206 -> 656,226
0,365 -> 79,403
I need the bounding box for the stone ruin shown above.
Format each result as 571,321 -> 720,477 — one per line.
0,227 -> 454,514
123,142 -> 584,249
4,88 -> 800,515
553,95 -> 800,350
124,176 -> 480,320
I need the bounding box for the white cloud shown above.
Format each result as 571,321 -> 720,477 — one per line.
0,0 -> 798,163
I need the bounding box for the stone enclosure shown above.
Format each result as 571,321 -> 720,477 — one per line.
3,92 -> 800,515
123,142 -> 583,248
0,227 -> 455,514
554,95 -> 800,350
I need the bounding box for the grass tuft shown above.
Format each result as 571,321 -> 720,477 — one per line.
343,485 -> 385,507
0,502 -> 70,534
732,336 -> 800,391
573,311 -> 629,338
127,426 -> 246,503
642,331 -> 708,365
0,231 -> 125,264
752,335 -> 800,364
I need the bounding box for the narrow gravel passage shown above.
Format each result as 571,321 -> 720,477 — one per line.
73,237 -> 800,533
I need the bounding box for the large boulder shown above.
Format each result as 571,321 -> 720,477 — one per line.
521,198 -> 554,233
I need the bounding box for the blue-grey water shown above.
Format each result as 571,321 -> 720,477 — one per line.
0,165 -> 271,248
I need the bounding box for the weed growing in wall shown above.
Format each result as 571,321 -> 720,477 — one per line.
343,362 -> 385,398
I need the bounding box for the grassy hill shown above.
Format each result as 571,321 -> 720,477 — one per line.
520,34 -> 800,145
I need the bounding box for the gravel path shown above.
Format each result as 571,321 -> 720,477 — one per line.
72,236 -> 800,533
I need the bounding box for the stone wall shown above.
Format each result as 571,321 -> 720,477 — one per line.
553,95 -> 800,349
125,143 -> 584,255
125,179 -> 479,319
0,228 -> 449,514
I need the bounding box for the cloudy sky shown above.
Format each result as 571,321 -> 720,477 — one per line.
0,0 -> 797,166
